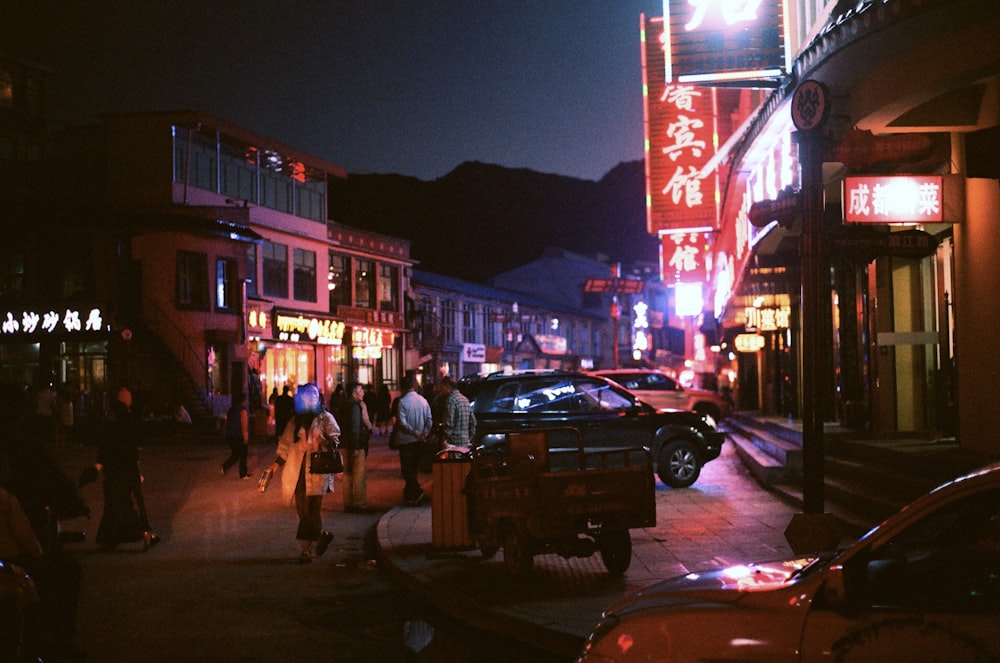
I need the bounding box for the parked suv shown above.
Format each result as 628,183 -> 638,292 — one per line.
590,368 -> 732,424
464,371 -> 725,488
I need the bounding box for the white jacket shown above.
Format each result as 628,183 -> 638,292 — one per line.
275,410 -> 340,503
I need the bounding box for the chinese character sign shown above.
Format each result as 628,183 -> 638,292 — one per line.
662,232 -> 713,284
663,0 -> 787,84
1,307 -> 106,337
643,16 -> 720,235
843,176 -> 944,223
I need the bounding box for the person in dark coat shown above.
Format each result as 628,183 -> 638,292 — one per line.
94,387 -> 158,551
338,382 -> 371,513
221,393 -> 250,479
273,385 -> 295,441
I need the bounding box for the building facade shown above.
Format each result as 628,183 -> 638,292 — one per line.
409,268 -> 607,381
644,0 -> 1000,454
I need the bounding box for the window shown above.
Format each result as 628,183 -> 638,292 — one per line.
177,251 -> 209,309
262,241 -> 288,298
355,259 -> 376,309
245,244 -> 258,298
463,303 -> 478,344
484,306 -> 502,346
0,65 -> 12,108
441,299 -> 458,344
863,489 -> 1000,612
328,252 -> 351,310
0,245 -> 24,299
220,135 -> 257,202
292,248 -> 316,302
215,257 -> 238,312
379,263 -> 399,311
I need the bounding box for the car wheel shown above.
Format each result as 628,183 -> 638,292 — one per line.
658,438 -> 702,488
598,529 -> 632,575
502,523 -> 534,577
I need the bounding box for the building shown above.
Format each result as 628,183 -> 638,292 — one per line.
642,0 -> 1000,455
1,105 -> 415,433
409,268 -> 606,381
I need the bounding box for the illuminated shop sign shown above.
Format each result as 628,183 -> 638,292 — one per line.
1,307 -> 107,337
843,176 -> 943,224
351,327 -> 394,360
662,0 -> 787,85
643,17 -> 720,235
247,309 -> 270,335
662,231 -> 713,284
462,344 -> 486,362
744,306 -> 790,331
275,312 -> 346,345
535,334 -> 567,356
735,333 -> 766,352
633,301 -> 650,360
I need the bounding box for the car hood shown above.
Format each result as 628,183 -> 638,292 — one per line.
604,557 -> 818,617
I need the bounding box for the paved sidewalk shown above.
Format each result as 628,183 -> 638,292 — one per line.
376,441 -> 851,659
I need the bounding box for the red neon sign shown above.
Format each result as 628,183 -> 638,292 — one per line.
643,16 -> 720,236
662,231 -> 712,284
843,176 -> 943,223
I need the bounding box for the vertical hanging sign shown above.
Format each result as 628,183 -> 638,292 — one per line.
643,15 -> 720,237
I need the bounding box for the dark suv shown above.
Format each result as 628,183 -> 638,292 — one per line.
464,371 -> 725,488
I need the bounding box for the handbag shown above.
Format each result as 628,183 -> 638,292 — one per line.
309,446 -> 343,474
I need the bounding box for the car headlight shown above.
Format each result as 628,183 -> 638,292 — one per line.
577,614 -> 621,662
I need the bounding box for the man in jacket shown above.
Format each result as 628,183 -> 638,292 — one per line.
393,375 -> 432,506
338,382 -> 371,513
440,376 -> 476,449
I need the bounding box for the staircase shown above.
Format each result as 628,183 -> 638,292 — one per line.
133,323 -> 216,430
725,412 -> 986,537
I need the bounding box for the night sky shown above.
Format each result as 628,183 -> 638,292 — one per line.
5,1 -> 664,182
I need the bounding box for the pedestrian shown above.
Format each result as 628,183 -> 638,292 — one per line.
328,383 -> 345,415
391,374 -> 433,506
34,383 -> 57,446
338,382 -> 372,513
440,376 -> 476,448
273,385 -> 294,441
221,393 -> 250,479
0,449 -> 85,661
264,383 -> 340,563
55,388 -> 75,446
94,387 -> 159,551
374,383 -> 392,434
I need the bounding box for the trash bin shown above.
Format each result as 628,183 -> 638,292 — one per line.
431,450 -> 473,549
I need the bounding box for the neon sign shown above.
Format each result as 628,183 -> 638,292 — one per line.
663,232 -> 713,284
661,0 -> 787,84
1,307 -> 106,337
744,306 -> 790,331
843,176 -> 943,224
275,313 -> 345,345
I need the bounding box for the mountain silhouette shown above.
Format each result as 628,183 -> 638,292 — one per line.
328,160 -> 656,283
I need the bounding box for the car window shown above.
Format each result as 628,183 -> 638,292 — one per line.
577,378 -> 634,412
487,382 -> 519,413
514,378 -> 580,413
601,372 -> 678,391
862,488 -> 1000,612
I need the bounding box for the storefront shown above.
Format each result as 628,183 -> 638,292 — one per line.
0,302 -> 111,432
247,300 -> 403,406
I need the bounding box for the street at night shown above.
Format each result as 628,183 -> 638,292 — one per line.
46,428 -> 809,662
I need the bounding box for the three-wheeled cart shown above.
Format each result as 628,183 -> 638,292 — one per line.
465,427 -> 656,576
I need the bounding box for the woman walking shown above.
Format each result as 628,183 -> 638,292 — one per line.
265,383 -> 340,563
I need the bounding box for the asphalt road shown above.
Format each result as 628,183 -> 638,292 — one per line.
52,426 -> 804,663
57,435 -> 450,662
